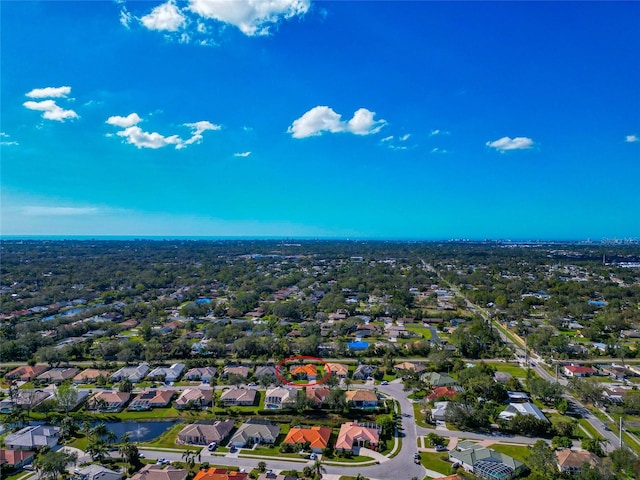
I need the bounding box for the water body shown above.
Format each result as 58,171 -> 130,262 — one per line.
96,420 -> 181,442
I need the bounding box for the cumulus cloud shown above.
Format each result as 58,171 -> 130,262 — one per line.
23,99 -> 78,122
234,151 -> 252,157
106,113 -> 142,128
626,134 -> 638,143
486,136 -> 534,151
22,206 -> 99,216
107,113 -> 221,149
25,86 -> 71,98
189,0 -> 310,36
140,0 -> 186,31
288,106 -> 386,139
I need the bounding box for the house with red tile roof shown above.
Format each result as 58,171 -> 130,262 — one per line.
5,365 -> 48,381
73,369 -> 110,384
306,386 -> 330,406
283,426 -> 332,453
335,422 -> 379,452
128,389 -> 173,410
175,388 -> 213,410
88,391 -> 130,412
325,363 -> 349,378
290,364 -> 317,380
427,386 -> 463,401
563,365 -> 597,378
346,390 -> 379,409
0,449 -> 36,470
193,468 -> 248,480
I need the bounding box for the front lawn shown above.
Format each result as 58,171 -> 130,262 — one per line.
488,443 -> 531,463
138,423 -> 192,451
420,451 -> 452,475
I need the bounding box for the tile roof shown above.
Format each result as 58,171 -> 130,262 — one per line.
283,426 -> 332,450
193,468 -> 248,480
335,422 -> 379,450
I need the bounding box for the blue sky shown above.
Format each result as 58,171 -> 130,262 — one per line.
1,1 -> 639,240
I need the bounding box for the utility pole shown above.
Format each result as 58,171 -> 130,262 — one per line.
620,416 -> 623,448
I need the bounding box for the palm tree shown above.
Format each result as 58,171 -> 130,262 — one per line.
257,461 -> 267,472
312,459 -> 325,479
181,449 -> 197,472
119,437 -> 138,475
86,437 -> 109,463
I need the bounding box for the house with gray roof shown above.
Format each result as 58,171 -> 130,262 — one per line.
228,419 -> 280,447
183,367 -> 217,382
110,363 -> 150,383
449,441 -> 525,480
73,464 -> 122,480
147,363 -> 185,383
177,420 -> 234,445
36,367 -> 79,384
254,366 -> 276,378
220,387 -> 257,406
4,425 -> 60,450
498,402 -> 548,423
421,372 -> 458,387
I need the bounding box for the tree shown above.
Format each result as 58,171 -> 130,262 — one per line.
426,433 -> 445,447
551,436 -> 573,449
312,459 -> 325,479
570,377 -> 604,406
54,382 -> 78,415
257,461 -> 267,473
526,440 -> 560,480
327,388 -> 347,412
582,437 -> 605,457
34,450 -> 78,480
181,449 -> 197,473
119,378 -> 133,393
86,437 -> 109,463
527,377 -> 564,406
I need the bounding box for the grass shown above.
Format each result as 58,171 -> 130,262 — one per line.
244,446 -> 305,459
419,451 -> 452,475
489,443 -> 531,463
3,471 -> 34,480
138,423 -> 193,451
485,362 -> 530,378
323,455 -> 375,464
412,402 -> 431,429
67,435 -> 89,451
578,419 -> 600,439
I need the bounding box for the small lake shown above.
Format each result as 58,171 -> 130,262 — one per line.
96,420 -> 181,442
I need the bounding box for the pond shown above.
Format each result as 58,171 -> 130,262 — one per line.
97,420 -> 181,442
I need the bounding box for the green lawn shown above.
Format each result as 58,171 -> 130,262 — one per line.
323,455 -> 375,464
577,419 -> 600,439
138,423 -> 193,451
412,403 -> 431,428
488,443 -> 531,463
419,452 -> 452,475
486,362 -> 530,378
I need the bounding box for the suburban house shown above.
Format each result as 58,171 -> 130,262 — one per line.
128,389 -> 174,410
36,367 -> 79,384
254,366 -> 276,379
110,364 -> 150,383
264,386 -> 296,409
175,388 -> 213,410
422,372 -> 458,387
228,419 -> 280,448
223,366 -> 250,379
257,474 -> 298,480
290,364 -> 317,380
130,464 -> 188,480
346,390 -> 379,409
493,372 -> 513,384
4,425 -> 60,450
335,422 -> 380,452
306,386 -> 330,406
603,387 -> 628,403
448,440 -> 525,480
498,402 -> 549,423
177,420 -> 235,445
87,391 -> 130,412
506,391 -> 530,402
183,367 -> 217,382
0,449 -> 35,470
283,426 -> 332,453
147,363 -> 186,383
556,449 -> 600,473
220,388 -> 257,406
5,365 -> 48,381
563,365 -> 597,378
431,402 -> 450,422
395,362 -> 427,374
193,468 -> 248,480
427,386 -> 463,401
325,363 -> 349,378
73,464 -> 123,480
0,389 -> 52,413
353,364 -> 375,380
73,369 -> 110,384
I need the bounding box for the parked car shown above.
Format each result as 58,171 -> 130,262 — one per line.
208,442 -> 218,451
309,453 -> 317,460
381,381 -> 389,385
23,465 -> 34,471
435,445 -> 447,452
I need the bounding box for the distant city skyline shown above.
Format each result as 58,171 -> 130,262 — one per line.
1,1 -> 639,239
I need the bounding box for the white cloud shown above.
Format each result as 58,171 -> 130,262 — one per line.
120,7 -> 133,28
22,206 -> 99,216
400,134 -> 411,141
140,0 -> 186,32
23,99 -> 78,122
430,147 -> 449,154
626,134 -> 638,143
189,0 -> 310,36
181,120 -> 222,147
234,151 -> 251,157
107,114 -> 220,149
106,113 -> 142,128
486,136 -> 534,151
381,135 -> 393,142
288,106 -> 386,139
25,86 -> 71,98
429,129 -> 450,136
0,132 -> 19,146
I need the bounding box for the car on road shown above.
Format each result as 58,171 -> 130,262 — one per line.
309,453 -> 317,460
414,452 -> 421,464
381,381 -> 389,385
138,453 -> 145,459
247,382 -> 257,387
229,446 -> 237,453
